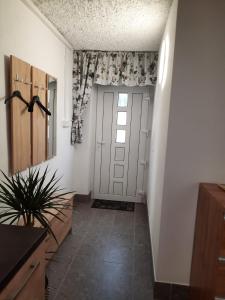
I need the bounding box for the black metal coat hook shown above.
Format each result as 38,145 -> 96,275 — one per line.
4,90 -> 29,107
28,95 -> 51,116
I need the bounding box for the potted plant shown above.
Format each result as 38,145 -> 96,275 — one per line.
0,166 -> 71,241
0,166 -> 72,297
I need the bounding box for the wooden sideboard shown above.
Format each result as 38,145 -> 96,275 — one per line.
18,193 -> 74,264
0,194 -> 74,300
0,225 -> 46,300
0,242 -> 46,300
190,183 -> 225,300
43,194 -> 73,263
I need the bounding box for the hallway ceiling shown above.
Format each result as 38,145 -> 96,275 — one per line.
31,0 -> 172,51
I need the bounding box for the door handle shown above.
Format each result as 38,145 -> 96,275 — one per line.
218,257 -> 225,263
141,129 -> 151,137
97,141 -> 106,145
139,160 -> 148,168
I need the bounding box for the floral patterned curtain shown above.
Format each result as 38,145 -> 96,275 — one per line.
95,51 -> 158,86
71,50 -> 158,144
71,51 -> 98,144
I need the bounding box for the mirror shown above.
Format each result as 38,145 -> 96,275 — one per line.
47,75 -> 57,159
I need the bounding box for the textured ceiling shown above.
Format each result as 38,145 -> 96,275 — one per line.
31,0 -> 172,51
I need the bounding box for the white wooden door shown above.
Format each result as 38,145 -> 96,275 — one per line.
93,86 -> 151,202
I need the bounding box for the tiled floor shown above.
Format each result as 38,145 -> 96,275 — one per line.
47,199 -> 154,300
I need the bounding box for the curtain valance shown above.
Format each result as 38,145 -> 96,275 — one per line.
71,50 -> 158,144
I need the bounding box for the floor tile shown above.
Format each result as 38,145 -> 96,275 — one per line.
135,224 -> 151,248
104,244 -> 133,267
133,283 -> 153,300
47,199 -> 153,300
135,203 -> 149,226
109,232 -> 134,248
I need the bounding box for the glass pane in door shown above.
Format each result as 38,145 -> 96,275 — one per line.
116,130 -> 126,143
117,112 -> 127,125
118,93 -> 128,107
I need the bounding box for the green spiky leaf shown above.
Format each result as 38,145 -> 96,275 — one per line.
0,167 -> 74,243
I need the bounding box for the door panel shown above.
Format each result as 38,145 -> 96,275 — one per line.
94,86 -> 151,202
109,88 -> 132,199
115,147 -> 125,161
113,181 -> 123,195
99,92 -> 114,194
126,93 -> 142,197
114,164 -> 124,178
137,95 -> 151,196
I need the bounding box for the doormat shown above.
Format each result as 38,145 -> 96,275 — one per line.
92,199 -> 135,211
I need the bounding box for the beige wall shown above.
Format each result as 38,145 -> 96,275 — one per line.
0,0 -> 75,190
148,0 -> 225,285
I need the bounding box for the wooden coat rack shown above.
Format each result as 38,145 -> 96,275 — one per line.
9,55 -> 49,174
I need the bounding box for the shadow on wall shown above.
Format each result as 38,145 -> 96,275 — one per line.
4,55 -> 11,173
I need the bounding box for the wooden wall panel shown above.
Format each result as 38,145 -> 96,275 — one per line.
9,56 -> 50,173
10,56 -> 31,173
31,67 -> 47,165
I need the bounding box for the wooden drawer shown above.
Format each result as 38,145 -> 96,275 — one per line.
215,263 -> 225,299
219,216 -> 225,258
0,242 -> 45,300
215,214 -> 225,299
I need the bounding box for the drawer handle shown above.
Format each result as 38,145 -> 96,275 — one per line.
218,257 -> 225,263
8,262 -> 40,300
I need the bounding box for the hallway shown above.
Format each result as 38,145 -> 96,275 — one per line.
47,199 -> 153,300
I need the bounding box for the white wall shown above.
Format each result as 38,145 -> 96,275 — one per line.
147,0 -> 178,281
0,0 -> 75,190
148,0 -> 225,285
73,86 -> 97,195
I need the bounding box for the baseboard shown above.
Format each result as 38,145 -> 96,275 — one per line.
74,192 -> 92,204
154,281 -> 190,300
